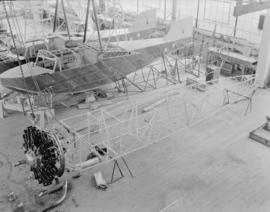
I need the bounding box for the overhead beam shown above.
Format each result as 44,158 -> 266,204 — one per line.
233,0 -> 270,16
0,0 -> 42,1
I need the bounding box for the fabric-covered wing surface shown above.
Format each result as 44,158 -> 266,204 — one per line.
1,62 -> 117,93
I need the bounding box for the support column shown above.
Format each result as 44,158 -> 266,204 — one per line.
172,0 -> 177,21
99,0 -> 106,13
195,0 -> 200,28
92,0 -> 103,51
61,0 -> 71,40
164,0 -> 167,20
137,0 -> 139,16
255,11 -> 270,87
53,0 -> 59,33
233,16 -> 238,37
0,100 -> 5,119
83,0 -> 91,43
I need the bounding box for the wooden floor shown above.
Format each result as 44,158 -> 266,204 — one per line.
1,88 -> 270,212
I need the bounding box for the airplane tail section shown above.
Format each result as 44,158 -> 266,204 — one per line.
129,9 -> 158,33
163,16 -> 193,42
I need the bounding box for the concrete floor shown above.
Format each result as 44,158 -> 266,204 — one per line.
1,87 -> 270,212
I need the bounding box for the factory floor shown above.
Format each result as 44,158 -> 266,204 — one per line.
1,87 -> 270,212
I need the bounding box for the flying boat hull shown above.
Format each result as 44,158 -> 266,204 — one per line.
0,17 -> 193,94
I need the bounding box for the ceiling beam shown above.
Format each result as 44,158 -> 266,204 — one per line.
0,0 -> 42,1
234,0 -> 270,16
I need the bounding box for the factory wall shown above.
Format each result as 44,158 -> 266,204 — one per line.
118,0 -> 267,44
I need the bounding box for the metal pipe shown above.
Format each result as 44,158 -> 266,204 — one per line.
41,180 -> 68,212
83,0 -> 91,43
76,157 -> 100,169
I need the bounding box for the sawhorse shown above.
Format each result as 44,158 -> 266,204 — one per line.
223,88 -> 256,115
110,157 -> 134,184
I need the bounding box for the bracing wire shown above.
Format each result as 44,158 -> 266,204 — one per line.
4,2 -> 66,132
8,2 -> 42,92
7,1 -> 76,133
2,1 -> 36,118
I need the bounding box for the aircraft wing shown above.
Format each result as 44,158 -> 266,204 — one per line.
0,62 -> 118,94
1,16 -> 193,95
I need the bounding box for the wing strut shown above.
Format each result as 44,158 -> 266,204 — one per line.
92,0 -> 103,51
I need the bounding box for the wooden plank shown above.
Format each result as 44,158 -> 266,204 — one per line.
249,122 -> 270,147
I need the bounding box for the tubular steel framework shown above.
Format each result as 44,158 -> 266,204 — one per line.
58,74 -> 257,173
114,41 -> 205,95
